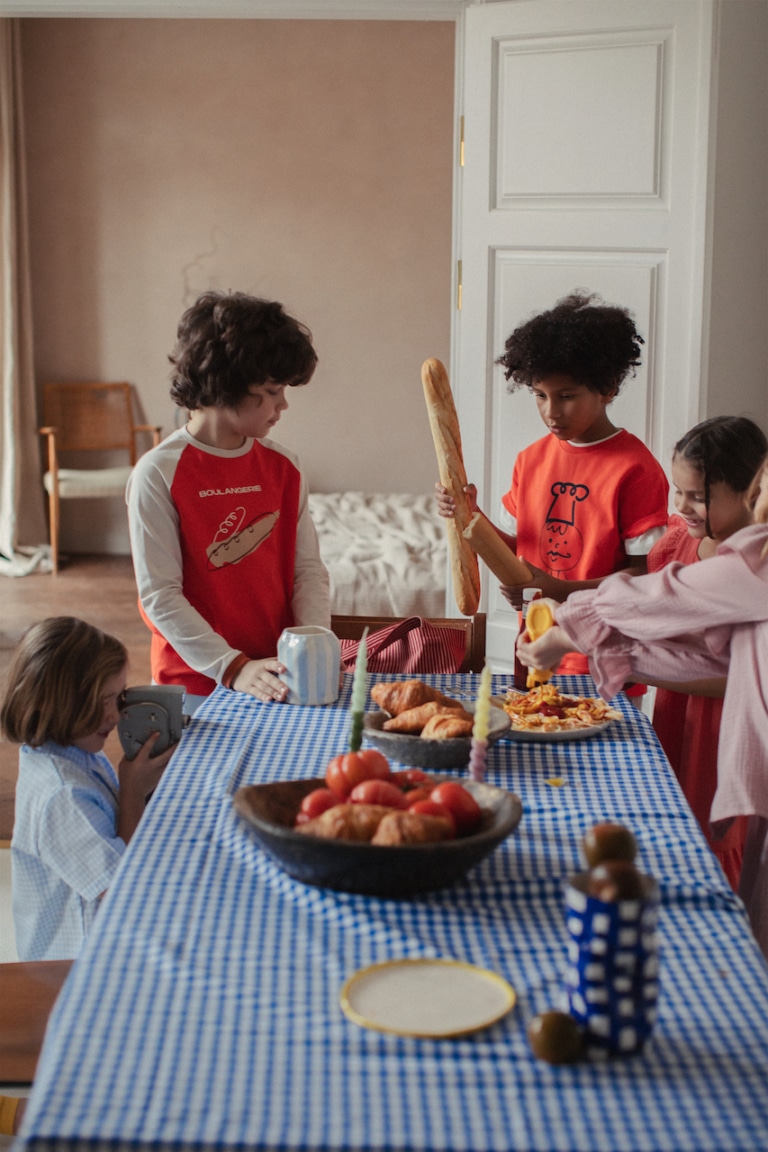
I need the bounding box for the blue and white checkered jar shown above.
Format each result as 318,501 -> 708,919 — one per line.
278,626 -> 341,707
562,874 -> 660,1058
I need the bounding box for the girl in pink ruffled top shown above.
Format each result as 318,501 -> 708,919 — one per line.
646,417 -> 767,891
516,455 -> 768,959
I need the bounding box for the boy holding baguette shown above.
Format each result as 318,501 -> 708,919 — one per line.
436,292 -> 668,677
127,291 -> 330,710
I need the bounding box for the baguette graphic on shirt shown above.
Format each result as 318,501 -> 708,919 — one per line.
206,507 -> 280,570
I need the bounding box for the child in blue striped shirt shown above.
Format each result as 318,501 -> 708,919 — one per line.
1,617 -> 174,962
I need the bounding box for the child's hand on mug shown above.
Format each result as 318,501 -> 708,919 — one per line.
233,657 -> 289,703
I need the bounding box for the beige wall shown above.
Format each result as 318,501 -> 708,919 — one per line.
22,18 -> 455,552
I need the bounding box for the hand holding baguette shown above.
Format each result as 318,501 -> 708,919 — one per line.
462,512 -> 532,586
421,358 -> 480,616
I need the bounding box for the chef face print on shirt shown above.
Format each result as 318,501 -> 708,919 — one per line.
530,377 -> 617,573
540,482 -> 589,572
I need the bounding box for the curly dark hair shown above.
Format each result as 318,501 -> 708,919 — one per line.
169,291 -> 318,410
673,416 -> 768,536
496,291 -> 644,395
0,617 -> 128,748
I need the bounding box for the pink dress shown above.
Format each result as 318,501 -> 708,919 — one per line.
558,523 -> 768,958
648,518 -> 746,890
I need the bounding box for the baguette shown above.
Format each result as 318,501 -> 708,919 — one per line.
463,512 -> 532,586
421,358 -> 481,616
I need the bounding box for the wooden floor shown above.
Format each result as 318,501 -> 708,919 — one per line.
0,555 -> 150,841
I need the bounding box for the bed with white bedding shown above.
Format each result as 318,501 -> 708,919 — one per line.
307,491 -> 448,617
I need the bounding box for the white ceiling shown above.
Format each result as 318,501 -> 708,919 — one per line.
0,0 -> 468,18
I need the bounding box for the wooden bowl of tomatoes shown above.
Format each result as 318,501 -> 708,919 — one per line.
232,754 -> 523,897
362,704 -> 510,770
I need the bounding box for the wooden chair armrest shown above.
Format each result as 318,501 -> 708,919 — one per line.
38,427 -> 59,475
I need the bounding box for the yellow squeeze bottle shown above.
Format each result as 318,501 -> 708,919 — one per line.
525,601 -> 556,689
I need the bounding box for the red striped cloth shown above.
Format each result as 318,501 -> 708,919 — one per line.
340,617 -> 467,674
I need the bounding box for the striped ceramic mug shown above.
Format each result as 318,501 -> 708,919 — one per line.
278,626 -> 341,706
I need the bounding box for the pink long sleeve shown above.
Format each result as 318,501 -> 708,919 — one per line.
558,523 -> 768,958
558,525 -> 768,702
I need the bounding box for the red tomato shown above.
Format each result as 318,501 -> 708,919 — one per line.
325,749 -> 391,795
298,787 -> 345,821
391,768 -> 432,790
403,787 -> 433,806
429,782 -> 482,836
349,779 -> 409,809
408,800 -> 457,837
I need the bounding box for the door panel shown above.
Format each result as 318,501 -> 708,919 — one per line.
454,0 -> 715,671
495,32 -> 666,203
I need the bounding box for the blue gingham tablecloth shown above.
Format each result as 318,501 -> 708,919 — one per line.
15,676 -> 768,1152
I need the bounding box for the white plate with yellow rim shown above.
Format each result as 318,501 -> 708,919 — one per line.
340,958 -> 516,1038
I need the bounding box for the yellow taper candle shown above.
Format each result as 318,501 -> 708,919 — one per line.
472,663 -> 492,743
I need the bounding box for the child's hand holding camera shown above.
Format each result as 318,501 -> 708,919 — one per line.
117,733 -> 176,844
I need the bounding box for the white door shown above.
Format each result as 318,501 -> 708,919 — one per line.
453,0 -> 716,671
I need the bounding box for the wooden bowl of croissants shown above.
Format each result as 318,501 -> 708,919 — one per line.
233,772 -> 522,898
363,679 -> 511,769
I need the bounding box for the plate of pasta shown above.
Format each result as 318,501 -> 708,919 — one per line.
496,684 -> 622,742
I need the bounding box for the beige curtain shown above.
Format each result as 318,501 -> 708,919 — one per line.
0,18 -> 49,577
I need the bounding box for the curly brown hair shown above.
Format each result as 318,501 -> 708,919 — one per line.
169,291 -> 318,410
496,291 -> 644,395
0,618 -> 127,748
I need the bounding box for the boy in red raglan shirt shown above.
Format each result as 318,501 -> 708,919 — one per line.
127,291 -> 330,711
437,292 -> 669,677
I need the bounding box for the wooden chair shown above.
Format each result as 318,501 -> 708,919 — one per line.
0,960 -> 72,1083
331,613 -> 486,673
39,382 -> 162,574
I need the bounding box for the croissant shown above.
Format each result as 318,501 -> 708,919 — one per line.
420,713 -> 474,740
371,810 -> 454,845
382,695 -> 472,732
370,679 -> 456,716
295,804 -> 390,842
383,700 -> 452,733
383,701 -> 472,733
